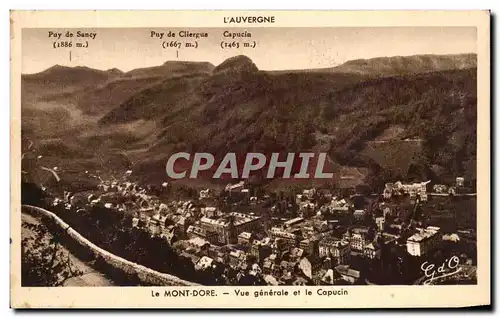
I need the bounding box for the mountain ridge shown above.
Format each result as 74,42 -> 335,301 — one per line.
22,52 -> 476,77
21,53 -> 478,189
268,53 -> 477,75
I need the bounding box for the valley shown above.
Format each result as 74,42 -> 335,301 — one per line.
21,53 -> 477,193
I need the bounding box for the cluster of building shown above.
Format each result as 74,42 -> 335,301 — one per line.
47,168 -> 472,285
432,177 -> 474,195
295,189 -> 351,219
120,184 -> 383,285
134,195 -> 403,285
384,177 -> 473,201
383,180 -> 430,201
49,171 -> 167,214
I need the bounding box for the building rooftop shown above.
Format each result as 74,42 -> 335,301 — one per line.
284,217 -> 305,227
365,242 -> 380,250
238,232 -> 252,240
187,225 -> 209,237
196,256 -> 214,270
226,181 -> 245,191
264,275 -> 279,285
270,227 -> 297,239
322,238 -> 349,248
200,216 -> 227,226
407,227 -> 440,242
321,269 -> 338,284
303,188 -> 316,195
335,265 -> 360,279
229,250 -> 245,259
289,247 -> 304,259
351,226 -> 370,234
187,237 -> 210,247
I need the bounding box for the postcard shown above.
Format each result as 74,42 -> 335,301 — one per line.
10,10 -> 491,308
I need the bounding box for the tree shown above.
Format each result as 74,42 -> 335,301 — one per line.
21,222 -> 83,287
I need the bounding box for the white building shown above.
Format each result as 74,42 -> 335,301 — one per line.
387,180 -> 430,197
406,226 -> 441,256
302,188 -> 316,199
199,189 -> 212,199
225,181 -> 245,192
375,216 -> 385,232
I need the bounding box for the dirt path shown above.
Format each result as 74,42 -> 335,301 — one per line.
21,213 -> 115,287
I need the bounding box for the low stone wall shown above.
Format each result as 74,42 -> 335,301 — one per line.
22,205 -> 199,286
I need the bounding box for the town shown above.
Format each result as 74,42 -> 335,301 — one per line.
36,165 -> 477,286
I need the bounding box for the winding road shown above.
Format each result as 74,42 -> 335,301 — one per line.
21,212 -> 115,287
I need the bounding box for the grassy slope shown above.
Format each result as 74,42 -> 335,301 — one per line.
21,55 -> 478,190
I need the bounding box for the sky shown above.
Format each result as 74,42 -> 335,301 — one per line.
22,27 -> 476,74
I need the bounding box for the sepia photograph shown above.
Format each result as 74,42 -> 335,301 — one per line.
10,10 -> 491,309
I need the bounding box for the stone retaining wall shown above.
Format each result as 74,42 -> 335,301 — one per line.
22,205 -> 199,286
